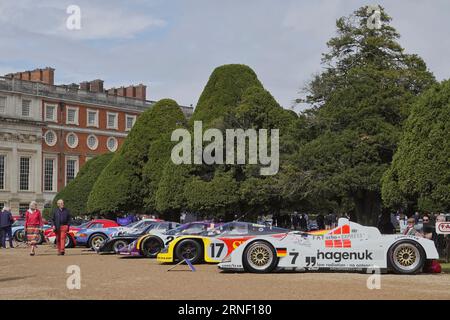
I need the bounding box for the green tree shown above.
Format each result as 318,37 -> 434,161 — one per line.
87,99 -> 186,215
52,153 -> 114,217
295,6 -> 435,224
156,64 -> 298,220
382,80 -> 450,212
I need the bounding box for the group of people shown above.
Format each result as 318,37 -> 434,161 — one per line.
0,199 -> 72,256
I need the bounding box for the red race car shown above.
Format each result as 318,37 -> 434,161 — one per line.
45,219 -> 119,248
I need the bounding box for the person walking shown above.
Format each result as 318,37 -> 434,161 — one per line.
52,199 -> 72,256
0,207 -> 14,248
25,201 -> 43,256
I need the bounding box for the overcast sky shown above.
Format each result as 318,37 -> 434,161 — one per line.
0,0 -> 449,111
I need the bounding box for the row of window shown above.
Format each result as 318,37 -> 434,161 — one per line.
0,96 -> 32,117
0,154 -> 80,193
0,97 -> 137,131
44,130 -> 119,152
0,155 -> 31,192
45,104 -> 137,131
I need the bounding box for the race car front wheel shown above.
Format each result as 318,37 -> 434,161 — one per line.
175,239 -> 203,264
243,241 -> 277,273
89,234 -> 107,250
113,240 -> 129,253
141,237 -> 164,258
388,240 -> 425,274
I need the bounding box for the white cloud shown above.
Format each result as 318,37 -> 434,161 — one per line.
0,0 -> 166,40
0,0 -> 450,110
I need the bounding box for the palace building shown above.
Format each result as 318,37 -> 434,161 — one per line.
0,67 -> 193,215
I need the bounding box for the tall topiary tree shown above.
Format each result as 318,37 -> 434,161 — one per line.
156,64 -> 298,219
52,153 -> 114,217
382,80 -> 450,212
295,6 -> 435,224
87,99 -> 186,215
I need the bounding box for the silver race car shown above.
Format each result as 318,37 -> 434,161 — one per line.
218,218 -> 439,274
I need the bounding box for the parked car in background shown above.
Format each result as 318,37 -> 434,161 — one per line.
97,221 -> 179,254
45,219 -> 118,248
120,221 -> 220,258
74,219 -> 123,250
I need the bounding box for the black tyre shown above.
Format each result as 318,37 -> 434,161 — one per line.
242,241 -> 277,273
15,230 -> 25,242
175,239 -> 203,264
388,240 -> 425,274
141,237 -> 164,258
113,240 -> 129,253
89,234 -> 107,250
65,235 -> 75,248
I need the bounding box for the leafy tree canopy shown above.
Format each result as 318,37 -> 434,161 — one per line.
382,80 -> 450,213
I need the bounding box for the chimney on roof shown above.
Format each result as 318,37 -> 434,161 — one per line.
80,81 -> 90,91
89,79 -> 104,93
125,85 -> 136,98
134,84 -> 146,100
4,67 -> 54,85
116,87 -> 126,97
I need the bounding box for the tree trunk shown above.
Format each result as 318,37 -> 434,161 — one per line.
353,190 -> 381,226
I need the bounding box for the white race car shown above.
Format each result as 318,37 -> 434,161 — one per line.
218,218 -> 439,274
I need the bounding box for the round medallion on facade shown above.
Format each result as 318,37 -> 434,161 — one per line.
87,134 -> 98,150
66,132 -> 79,148
44,130 -> 57,146
107,136 -> 118,152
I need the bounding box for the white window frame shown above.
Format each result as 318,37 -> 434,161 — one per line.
106,136 -> 118,152
66,132 -> 79,149
86,134 -> 99,151
18,155 -> 32,192
0,153 -> 6,191
107,112 -> 118,130
43,156 -> 58,192
0,96 -> 6,114
21,99 -> 31,117
44,103 -> 57,122
125,114 -> 137,131
44,130 -> 58,147
65,156 -> 79,186
86,109 -> 99,127
66,106 -> 79,125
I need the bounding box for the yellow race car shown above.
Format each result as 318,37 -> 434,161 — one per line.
157,222 -> 289,264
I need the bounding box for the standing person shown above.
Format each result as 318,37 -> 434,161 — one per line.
377,210 -> 396,234
0,207 -> 14,248
292,212 -> 300,230
316,213 -> 325,230
299,213 -> 308,231
403,218 -> 422,237
52,199 -> 72,256
25,201 -> 43,256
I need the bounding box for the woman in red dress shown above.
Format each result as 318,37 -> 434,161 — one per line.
25,201 -> 43,256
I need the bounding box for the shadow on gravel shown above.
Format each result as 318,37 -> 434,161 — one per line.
0,275 -> 34,282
